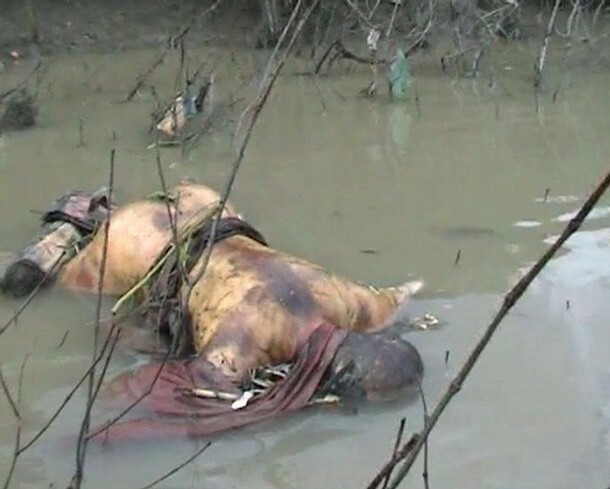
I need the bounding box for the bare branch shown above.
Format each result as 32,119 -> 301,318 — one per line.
380,417 -> 406,489
534,0 -> 562,110
184,0 -> 320,305
366,434 -> 419,489
87,3 -> 319,442
72,149 -> 115,489
418,381 -> 431,489
344,0 -> 377,29
0,61 -> 45,103
0,366 -> 20,420
379,166 -> 610,489
137,441 -> 212,489
125,0 -> 221,101
85,348 -> 172,440
17,324 -> 120,455
2,355 -> 28,489
126,45 -> 171,102
154,137 -> 188,288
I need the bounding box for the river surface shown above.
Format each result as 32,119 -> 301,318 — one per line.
1,34 -> 610,489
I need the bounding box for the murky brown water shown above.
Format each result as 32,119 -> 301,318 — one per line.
1,33 -> 610,488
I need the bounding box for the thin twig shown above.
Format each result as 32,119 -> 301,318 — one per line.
592,0 -> 606,32
176,36 -> 187,95
414,84 -> 422,117
379,166 -> 610,489
109,203 -> 220,316
365,435 -> 419,489
72,149 -> 115,489
534,0 -> 562,110
385,0 -> 401,39
0,366 -> 20,419
154,136 -> 187,285
174,0 -> 221,45
17,324 -> 119,455
89,327 -> 122,415
184,0 -> 320,307
181,73 -> 228,156
138,441 -> 212,489
2,355 -> 28,489
85,346 -> 172,441
0,61 -> 44,102
344,0 -> 377,29
555,0 -> 580,38
319,1 -> 338,58
418,381 -> 431,489
315,39 -> 389,75
56,329 -> 70,349
2,415 -> 21,489
125,0 -> 220,102
381,417 -> 406,489
367,0 -> 383,21
314,40 -> 341,74
404,0 -> 435,56
126,45 -> 171,102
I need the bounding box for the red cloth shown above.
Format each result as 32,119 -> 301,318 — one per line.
91,323 -> 347,442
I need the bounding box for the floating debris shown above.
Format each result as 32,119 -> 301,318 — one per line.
387,48 -> 411,101
308,393 -> 341,406
412,313 -> 440,330
191,388 -> 240,402
154,76 -> 214,141
188,361 -> 295,410
231,391 -> 255,410
0,88 -> 38,131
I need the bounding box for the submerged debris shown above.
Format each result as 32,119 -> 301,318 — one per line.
387,49 -> 411,101
154,75 -> 214,141
187,359 -> 341,412
0,88 -> 38,131
412,313 -> 440,330
188,362 -> 294,411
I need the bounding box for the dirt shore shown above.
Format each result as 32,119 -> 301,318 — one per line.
0,0 -> 258,66
3,1 -> 608,78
